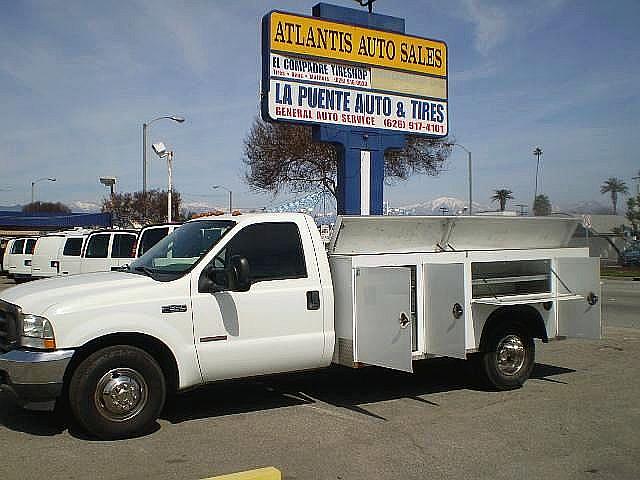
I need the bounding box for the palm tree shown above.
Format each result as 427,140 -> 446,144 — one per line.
600,177 -> 628,215
491,188 -> 514,212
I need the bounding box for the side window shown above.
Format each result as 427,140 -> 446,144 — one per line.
25,239 -> 37,254
12,239 -> 25,254
215,222 -> 307,283
139,228 -> 168,255
63,238 -> 84,256
112,234 -> 137,258
85,234 -> 110,258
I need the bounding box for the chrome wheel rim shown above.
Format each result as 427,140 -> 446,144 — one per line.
94,368 -> 148,422
496,335 -> 526,376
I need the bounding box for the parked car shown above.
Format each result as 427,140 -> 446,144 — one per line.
0,237 -> 11,273
620,243 -> 640,266
57,232 -> 91,276
5,237 -> 37,282
135,223 -> 181,257
79,230 -> 138,273
31,230 -> 91,279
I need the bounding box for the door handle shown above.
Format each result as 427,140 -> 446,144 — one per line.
306,290 -> 320,310
399,312 -> 410,329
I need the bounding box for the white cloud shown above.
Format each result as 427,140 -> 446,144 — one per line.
459,0 -> 568,55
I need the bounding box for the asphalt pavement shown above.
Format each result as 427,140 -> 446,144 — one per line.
0,275 -> 638,480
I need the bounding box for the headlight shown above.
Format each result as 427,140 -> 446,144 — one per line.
21,314 -> 56,349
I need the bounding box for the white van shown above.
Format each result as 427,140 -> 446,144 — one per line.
58,233 -> 90,276
135,223 -> 181,257
31,231 -> 90,279
6,237 -> 37,282
1,238 -> 13,274
80,230 -> 138,273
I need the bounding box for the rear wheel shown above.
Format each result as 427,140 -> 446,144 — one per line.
68,345 -> 166,439
479,324 -> 535,390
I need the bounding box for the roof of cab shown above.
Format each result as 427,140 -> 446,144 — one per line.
185,212 -> 311,225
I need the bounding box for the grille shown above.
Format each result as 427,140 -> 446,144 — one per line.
0,301 -> 19,353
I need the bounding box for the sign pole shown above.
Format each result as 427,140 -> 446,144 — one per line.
312,3 -> 407,216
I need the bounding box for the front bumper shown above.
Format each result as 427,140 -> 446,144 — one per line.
0,349 -> 74,408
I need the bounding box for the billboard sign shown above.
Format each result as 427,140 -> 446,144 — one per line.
262,11 -> 448,137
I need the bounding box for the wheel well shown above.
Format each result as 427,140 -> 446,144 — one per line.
63,333 -> 179,394
479,305 -> 548,352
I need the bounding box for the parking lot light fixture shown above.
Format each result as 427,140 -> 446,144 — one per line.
31,177 -> 56,204
142,115 -> 185,193
212,185 -> 232,213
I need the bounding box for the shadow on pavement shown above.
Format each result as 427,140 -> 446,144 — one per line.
162,358 -> 577,424
0,358 -> 576,438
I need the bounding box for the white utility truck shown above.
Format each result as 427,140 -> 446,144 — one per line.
0,213 -> 600,439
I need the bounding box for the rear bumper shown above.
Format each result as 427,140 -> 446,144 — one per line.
0,349 -> 74,409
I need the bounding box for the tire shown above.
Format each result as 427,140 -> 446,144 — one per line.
479,323 -> 535,390
68,345 -> 166,440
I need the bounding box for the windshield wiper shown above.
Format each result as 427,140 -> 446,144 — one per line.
112,264 -> 130,272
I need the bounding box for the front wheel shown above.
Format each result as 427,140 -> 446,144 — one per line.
68,345 -> 166,439
479,325 -> 535,390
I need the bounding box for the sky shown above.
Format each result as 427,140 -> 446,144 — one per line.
1,0 -> 639,212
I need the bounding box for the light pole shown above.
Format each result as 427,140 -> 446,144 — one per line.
152,142 -> 174,223
142,115 -> 185,193
99,177 -> 117,198
31,177 -> 56,204
533,147 -> 543,210
445,143 -> 473,215
212,185 -> 232,213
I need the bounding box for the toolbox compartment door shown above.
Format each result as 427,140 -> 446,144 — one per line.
426,263 -> 466,359
555,257 -> 601,339
354,267 -> 413,373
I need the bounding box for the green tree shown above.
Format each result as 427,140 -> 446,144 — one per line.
533,194 -> 552,216
491,188 -> 514,211
22,201 -> 71,214
242,117 -> 452,198
600,177 -> 628,215
102,190 -> 183,227
626,192 -> 640,234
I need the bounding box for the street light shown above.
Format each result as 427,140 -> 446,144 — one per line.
99,176 -> 117,197
31,177 -> 56,204
152,142 -> 175,223
444,143 -> 473,215
212,185 -> 233,213
533,147 -> 543,211
142,115 -> 185,193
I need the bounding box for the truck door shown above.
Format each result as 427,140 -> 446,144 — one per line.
555,257 -> 601,339
354,267 -> 413,373
191,220 -> 326,382
425,263 -> 466,359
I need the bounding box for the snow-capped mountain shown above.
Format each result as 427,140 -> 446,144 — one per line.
399,197 -> 488,215
68,200 -> 101,212
563,200 -> 610,215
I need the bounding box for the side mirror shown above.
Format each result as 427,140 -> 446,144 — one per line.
225,255 -> 251,292
198,265 -> 223,293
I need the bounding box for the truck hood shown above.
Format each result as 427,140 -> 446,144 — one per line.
0,272 -> 157,316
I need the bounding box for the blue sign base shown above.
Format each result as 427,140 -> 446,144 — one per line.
312,3 -> 407,216
313,126 -> 405,215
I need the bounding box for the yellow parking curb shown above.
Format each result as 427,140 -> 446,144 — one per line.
204,467 -> 281,480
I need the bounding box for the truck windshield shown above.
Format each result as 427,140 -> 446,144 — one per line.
129,220 -> 235,279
